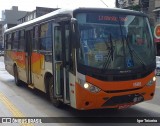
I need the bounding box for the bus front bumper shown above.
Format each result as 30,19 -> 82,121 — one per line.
75,82 -> 155,110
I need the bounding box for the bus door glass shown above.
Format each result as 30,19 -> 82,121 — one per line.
25,29 -> 33,84
53,24 -> 63,97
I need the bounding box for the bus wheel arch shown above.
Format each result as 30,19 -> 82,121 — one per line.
13,64 -> 21,86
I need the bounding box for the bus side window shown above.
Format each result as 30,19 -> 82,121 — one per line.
19,30 -> 25,51
5,34 -> 8,50
6,33 -> 12,50
4,34 -> 6,49
40,22 -> 52,51
64,24 -> 74,72
54,26 -> 62,61
12,31 -> 19,50
33,26 -> 39,51
64,25 -> 70,64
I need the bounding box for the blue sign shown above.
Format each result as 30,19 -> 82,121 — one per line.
126,57 -> 134,67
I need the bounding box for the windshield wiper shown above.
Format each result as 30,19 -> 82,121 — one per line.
102,34 -> 114,70
110,34 -> 114,61
124,36 -> 147,69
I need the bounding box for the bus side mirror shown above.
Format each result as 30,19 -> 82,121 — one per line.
71,18 -> 80,48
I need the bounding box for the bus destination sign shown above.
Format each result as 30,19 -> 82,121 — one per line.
87,14 -> 128,24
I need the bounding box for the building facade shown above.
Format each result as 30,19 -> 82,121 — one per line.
1,6 -> 27,30
154,0 -> 160,25
18,7 -> 58,24
116,0 -> 141,9
0,6 -> 27,47
152,0 -> 160,55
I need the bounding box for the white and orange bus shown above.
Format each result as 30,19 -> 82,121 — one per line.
4,8 -> 156,110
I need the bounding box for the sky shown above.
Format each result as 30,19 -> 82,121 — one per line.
0,0 -> 115,18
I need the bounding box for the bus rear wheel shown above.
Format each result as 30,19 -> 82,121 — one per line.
48,77 -> 63,108
13,66 -> 21,86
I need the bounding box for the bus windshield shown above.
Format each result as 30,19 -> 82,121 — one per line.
76,13 -> 155,71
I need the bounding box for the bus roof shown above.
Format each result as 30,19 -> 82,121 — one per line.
5,8 -> 73,33
5,7 -> 146,33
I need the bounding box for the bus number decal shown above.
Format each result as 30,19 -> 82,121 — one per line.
133,82 -> 142,87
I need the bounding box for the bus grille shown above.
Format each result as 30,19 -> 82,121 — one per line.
102,94 -> 144,107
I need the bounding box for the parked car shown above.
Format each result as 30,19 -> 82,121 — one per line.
156,56 -> 160,75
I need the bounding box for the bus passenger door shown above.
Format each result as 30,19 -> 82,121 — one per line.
63,24 -> 71,103
53,24 -> 63,98
53,23 -> 71,103
25,29 -> 33,86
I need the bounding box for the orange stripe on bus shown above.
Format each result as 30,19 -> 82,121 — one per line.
31,53 -> 43,64
10,52 -> 26,68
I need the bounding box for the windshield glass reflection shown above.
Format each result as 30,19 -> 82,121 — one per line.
77,14 -> 154,70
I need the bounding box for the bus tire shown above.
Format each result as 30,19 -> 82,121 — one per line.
49,77 -> 63,108
13,66 -> 21,86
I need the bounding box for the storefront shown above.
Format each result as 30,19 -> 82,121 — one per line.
154,24 -> 160,56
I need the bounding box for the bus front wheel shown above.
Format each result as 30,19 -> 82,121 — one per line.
48,77 -> 62,108
13,66 -> 21,86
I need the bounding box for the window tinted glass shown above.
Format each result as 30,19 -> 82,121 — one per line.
40,22 -> 52,51
12,32 -> 19,49
19,30 -> 25,50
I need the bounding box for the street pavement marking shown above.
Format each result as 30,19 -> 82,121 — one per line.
0,92 -> 34,126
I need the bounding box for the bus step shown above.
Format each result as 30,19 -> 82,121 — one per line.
28,84 -> 34,89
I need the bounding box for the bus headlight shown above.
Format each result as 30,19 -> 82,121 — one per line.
84,83 -> 89,89
146,76 -> 156,86
78,79 -> 101,93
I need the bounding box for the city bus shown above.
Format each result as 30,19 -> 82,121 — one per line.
4,8 -> 156,110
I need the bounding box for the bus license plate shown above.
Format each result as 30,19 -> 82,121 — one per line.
118,104 -> 132,109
